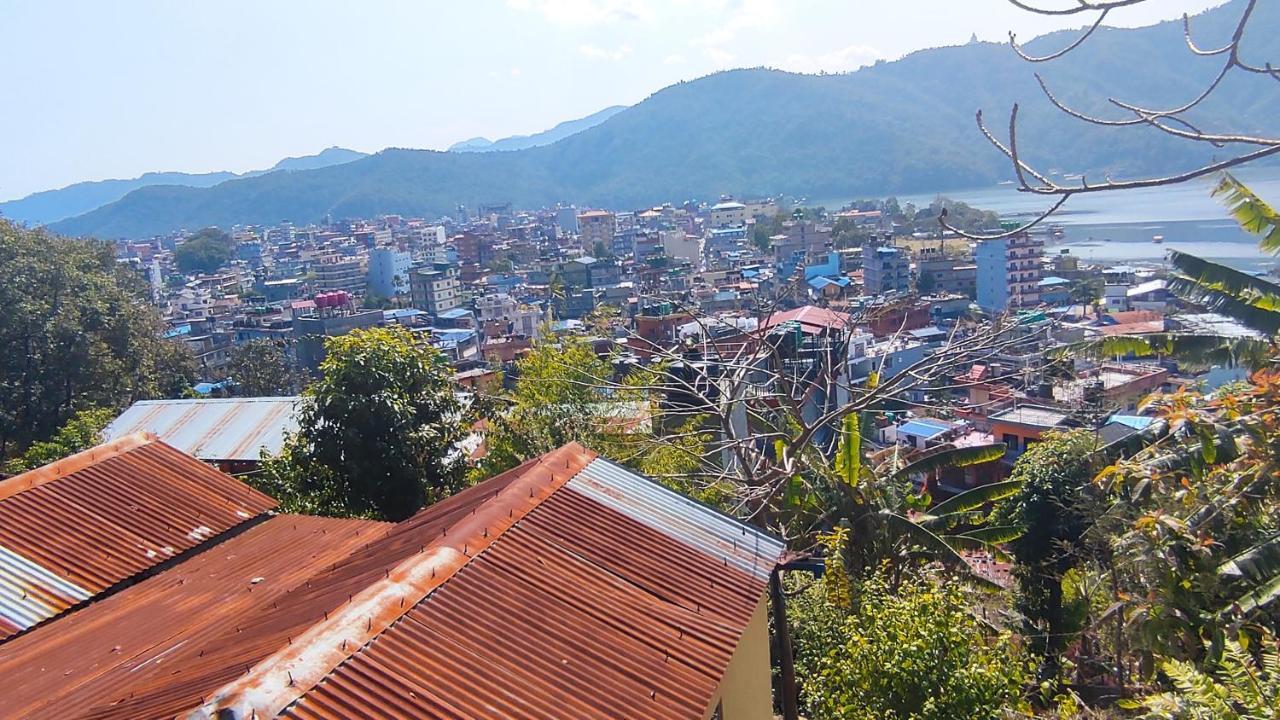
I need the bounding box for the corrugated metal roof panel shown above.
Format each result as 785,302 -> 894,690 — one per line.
0,434 -> 276,641
0,443 -> 784,719
281,448 -> 783,720
102,397 -> 301,461
0,514 -> 389,720
569,457 -> 785,582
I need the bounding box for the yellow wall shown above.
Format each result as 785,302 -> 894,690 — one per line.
704,592 -> 773,720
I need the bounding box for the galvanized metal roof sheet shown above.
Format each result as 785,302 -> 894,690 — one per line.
282,448 -> 783,720
0,443 -> 784,719
102,397 -> 301,461
0,434 -> 276,641
0,514 -> 389,720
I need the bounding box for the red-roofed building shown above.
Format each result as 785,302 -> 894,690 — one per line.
0,441 -> 785,720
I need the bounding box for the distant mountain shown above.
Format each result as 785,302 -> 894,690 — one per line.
52,0 -> 1279,239
448,106 -> 627,153
269,146 -> 369,172
2,146 -> 367,226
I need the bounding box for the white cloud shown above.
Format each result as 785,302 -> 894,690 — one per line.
779,44 -> 884,74
663,53 -> 687,65
579,43 -> 633,61
507,0 -> 652,26
703,47 -> 735,67
689,0 -> 781,47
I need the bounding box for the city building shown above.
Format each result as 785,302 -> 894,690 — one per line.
710,200 -> 747,228
862,246 -> 911,295
409,263 -> 462,318
366,245 -> 414,298
312,253 -> 367,296
975,231 -> 1043,313
577,210 -> 616,251
0,439 -> 785,719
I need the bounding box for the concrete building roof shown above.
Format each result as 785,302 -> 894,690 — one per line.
989,405 -> 1071,429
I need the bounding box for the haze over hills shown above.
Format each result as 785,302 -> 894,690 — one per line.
448,106 -> 628,153
51,0 -> 1279,239
1,146 -> 367,226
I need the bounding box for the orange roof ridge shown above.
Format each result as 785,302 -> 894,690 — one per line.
187,442 -> 597,720
0,431 -> 157,503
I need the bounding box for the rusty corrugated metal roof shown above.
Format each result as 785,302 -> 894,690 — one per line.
0,443 -> 784,719
0,433 -> 277,641
102,397 -> 301,461
0,514 -> 389,719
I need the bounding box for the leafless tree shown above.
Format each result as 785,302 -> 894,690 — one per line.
534,279 -> 1053,543
943,0 -> 1280,239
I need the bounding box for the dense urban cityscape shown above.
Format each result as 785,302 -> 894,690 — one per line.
1,0 -> 1279,718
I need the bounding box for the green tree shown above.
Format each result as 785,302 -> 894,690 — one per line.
793,566 -> 1031,720
225,340 -> 299,397
1128,632 -> 1280,719
174,227 -> 234,275
2,407 -> 115,474
994,430 -> 1100,678
0,219 -> 196,458
477,335 -> 623,476
255,326 -> 466,520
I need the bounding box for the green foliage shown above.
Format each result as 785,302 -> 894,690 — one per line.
793,567 -> 1031,720
1127,632 -> 1280,719
995,430 -> 1101,676
1056,333 -> 1274,373
2,407 -> 115,474
173,227 -> 234,275
255,326 -> 466,521
225,340 -> 300,397
1167,250 -> 1280,336
1214,172 -> 1280,254
476,335 -> 622,477
0,219 -> 196,458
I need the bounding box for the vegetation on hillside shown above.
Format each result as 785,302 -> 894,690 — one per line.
0,218 -> 195,459
255,326 -> 467,521
174,227 -> 234,275
50,0 -> 1280,238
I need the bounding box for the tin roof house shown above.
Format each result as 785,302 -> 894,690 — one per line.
0,438 -> 784,720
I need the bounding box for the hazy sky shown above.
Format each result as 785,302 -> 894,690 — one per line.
1,0 -> 1226,201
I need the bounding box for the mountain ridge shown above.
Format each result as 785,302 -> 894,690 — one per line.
51,0 -> 1278,239
448,105 -> 628,153
1,146 -> 368,226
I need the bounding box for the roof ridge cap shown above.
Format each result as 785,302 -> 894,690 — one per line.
0,432 -> 157,503
186,442 -> 597,720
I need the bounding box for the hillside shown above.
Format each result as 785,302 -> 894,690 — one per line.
448,105 -> 628,153
53,0 -> 1279,239
2,147 -> 367,226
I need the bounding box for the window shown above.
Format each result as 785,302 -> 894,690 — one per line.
1002,433 -> 1018,449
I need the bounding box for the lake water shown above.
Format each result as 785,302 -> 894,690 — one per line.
896,167 -> 1280,272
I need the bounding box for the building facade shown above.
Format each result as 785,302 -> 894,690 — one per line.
409,263 -> 462,318
976,231 -> 1043,312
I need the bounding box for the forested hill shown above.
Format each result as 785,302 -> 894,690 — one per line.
53,0 -> 1278,238
2,147 -> 367,227
448,105 -> 627,152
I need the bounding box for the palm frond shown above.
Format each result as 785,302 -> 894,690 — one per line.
1168,251 -> 1280,335
1055,333 -> 1272,372
887,442 -> 1007,484
875,510 -> 1000,589
928,477 -> 1021,517
1218,533 -> 1280,585
1213,172 -> 1280,253
959,525 -> 1025,545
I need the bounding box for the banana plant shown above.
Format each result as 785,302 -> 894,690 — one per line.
825,413 -> 1019,586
